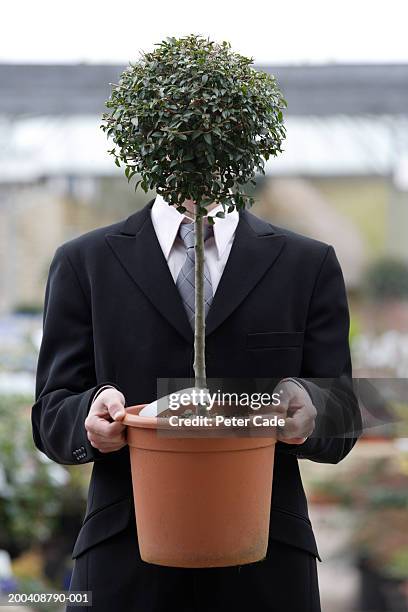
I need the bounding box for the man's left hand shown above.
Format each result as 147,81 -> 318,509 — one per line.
274,379 -> 317,445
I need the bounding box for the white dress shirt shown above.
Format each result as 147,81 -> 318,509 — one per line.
151,193 -> 239,292
91,195 -> 239,405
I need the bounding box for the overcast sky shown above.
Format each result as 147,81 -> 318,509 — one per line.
2,0 -> 407,65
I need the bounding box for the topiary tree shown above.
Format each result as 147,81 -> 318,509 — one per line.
101,34 -> 286,402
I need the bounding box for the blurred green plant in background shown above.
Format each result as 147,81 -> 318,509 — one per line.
310,453 -> 408,582
0,393 -> 90,600
362,258 -> 408,301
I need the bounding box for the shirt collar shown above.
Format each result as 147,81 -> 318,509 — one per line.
151,194 -> 184,260
151,194 -> 239,260
206,201 -> 239,259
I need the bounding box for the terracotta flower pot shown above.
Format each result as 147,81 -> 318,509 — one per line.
123,404 -> 276,568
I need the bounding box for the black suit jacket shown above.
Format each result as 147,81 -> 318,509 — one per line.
31,199 -> 361,609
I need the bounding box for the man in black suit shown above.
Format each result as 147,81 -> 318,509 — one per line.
32,195 -> 361,611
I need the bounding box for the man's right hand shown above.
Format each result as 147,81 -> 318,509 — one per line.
84,388 -> 127,453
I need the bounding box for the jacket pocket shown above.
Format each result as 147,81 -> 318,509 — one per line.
246,331 -> 304,350
72,497 -> 133,559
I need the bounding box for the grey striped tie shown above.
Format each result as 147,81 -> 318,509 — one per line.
176,222 -> 214,328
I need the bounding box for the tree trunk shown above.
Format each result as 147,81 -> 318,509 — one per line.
193,208 -> 207,413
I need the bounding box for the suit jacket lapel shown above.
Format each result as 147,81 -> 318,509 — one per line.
205,209 -> 286,337
105,200 -> 286,343
105,199 -> 193,343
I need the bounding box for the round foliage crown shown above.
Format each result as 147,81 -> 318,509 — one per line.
101,34 -> 287,217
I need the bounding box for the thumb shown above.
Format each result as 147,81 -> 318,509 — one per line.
107,400 -> 126,421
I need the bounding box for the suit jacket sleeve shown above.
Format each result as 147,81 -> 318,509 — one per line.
31,245 -> 125,465
276,245 -> 362,464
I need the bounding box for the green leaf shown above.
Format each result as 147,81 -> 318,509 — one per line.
205,150 -> 215,165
